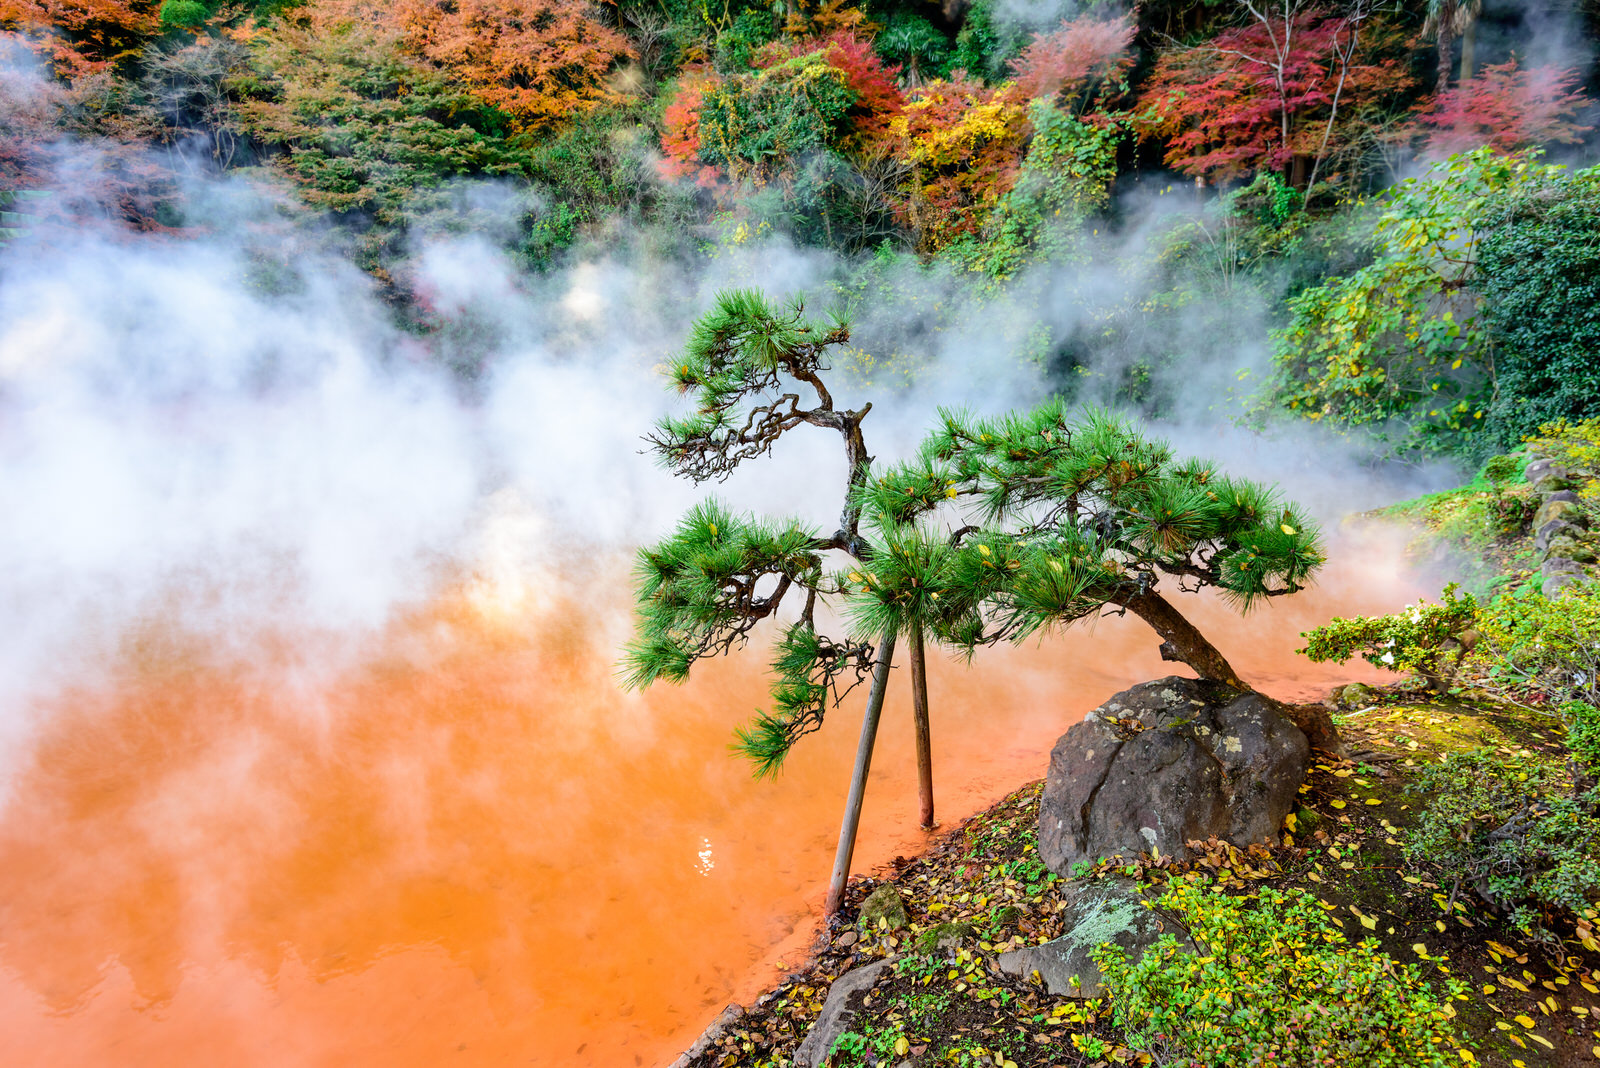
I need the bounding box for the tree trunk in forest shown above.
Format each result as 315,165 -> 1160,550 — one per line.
1291,154 -> 1310,190
1460,19 -> 1476,82
1115,589 -> 1248,691
909,627 -> 935,830
824,629 -> 898,917
1435,7 -> 1456,93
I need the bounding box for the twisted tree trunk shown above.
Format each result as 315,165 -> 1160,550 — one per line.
1116,588 -> 1342,752
1116,589 -> 1247,690
1435,4 -> 1456,93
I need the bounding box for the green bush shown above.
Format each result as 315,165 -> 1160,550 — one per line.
1565,700 -> 1600,777
1407,748 -> 1600,940
1093,879 -> 1467,1067
1478,583 -> 1600,704
1299,585 -> 1478,691
712,6 -> 778,70
1478,168 -> 1600,447
697,52 -> 857,184
159,0 -> 209,27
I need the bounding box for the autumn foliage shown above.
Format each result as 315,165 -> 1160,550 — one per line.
0,0 -> 158,77
659,64 -> 723,185
893,73 -> 1028,250
1139,14 -> 1411,182
797,32 -> 904,149
1007,13 -> 1134,109
1410,60 -> 1594,158
304,0 -> 633,130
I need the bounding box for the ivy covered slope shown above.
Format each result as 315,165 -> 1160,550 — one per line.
672,423 -> 1600,1068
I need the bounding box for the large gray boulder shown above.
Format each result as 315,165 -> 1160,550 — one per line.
996,879 -> 1195,998
1039,677 -> 1309,876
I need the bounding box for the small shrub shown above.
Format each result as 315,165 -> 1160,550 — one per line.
1531,418 -> 1600,482
1093,878 -> 1467,1067
1565,700 -> 1600,777
1478,583 -> 1600,704
1299,585 -> 1478,691
1469,452 -> 1539,533
1407,748 -> 1600,942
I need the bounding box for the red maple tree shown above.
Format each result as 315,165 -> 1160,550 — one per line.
658,64 -> 726,187
1410,59 -> 1593,156
1138,12 -> 1410,182
1007,13 -> 1135,110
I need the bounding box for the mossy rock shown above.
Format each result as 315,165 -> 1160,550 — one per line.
915,922 -> 975,953
859,885 -> 909,931
1292,806 -> 1322,837
1333,682 -> 1376,709
1534,498 -> 1582,529
1547,534 -> 1599,564
995,879 -> 1195,998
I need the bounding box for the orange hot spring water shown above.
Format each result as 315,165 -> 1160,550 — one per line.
0,536 -> 1420,1067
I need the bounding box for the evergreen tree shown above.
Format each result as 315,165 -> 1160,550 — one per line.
621,287 -> 940,914
846,403 -> 1340,748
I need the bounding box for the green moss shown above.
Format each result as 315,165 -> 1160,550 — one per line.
914,922 -> 975,953
859,885 -> 909,931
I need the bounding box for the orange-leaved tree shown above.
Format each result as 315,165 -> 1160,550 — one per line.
658,63 -> 724,186
0,0 -> 158,77
892,72 -> 1029,252
394,0 -> 634,128
306,0 -> 634,130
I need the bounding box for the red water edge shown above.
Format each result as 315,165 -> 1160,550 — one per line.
0,528 -> 1420,1067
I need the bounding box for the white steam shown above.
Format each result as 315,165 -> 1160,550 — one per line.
0,46 -> 1471,783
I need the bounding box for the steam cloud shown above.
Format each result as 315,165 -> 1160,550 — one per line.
0,49 -> 1459,786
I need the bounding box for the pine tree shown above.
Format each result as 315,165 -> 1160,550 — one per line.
846,403 -> 1340,749
621,288 -> 940,915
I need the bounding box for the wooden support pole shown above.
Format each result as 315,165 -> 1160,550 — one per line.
823,629 -> 897,917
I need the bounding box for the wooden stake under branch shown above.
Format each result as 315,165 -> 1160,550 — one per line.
824,629 -> 897,917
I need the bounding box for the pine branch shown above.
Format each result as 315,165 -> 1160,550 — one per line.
731,625 -> 876,777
